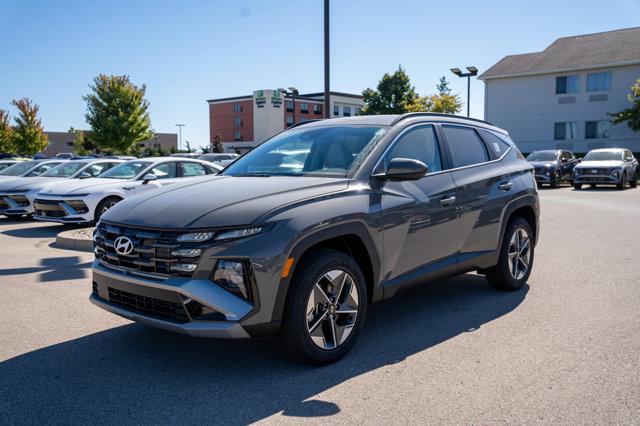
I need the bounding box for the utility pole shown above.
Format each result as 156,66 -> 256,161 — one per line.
175,123 -> 185,150
323,0 -> 330,119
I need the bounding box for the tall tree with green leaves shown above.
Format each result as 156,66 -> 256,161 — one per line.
362,66 -> 418,114
436,76 -> 452,95
611,78 -> 640,132
0,109 -> 15,153
84,74 -> 153,154
70,129 -> 92,155
212,134 -> 223,153
10,98 -> 48,155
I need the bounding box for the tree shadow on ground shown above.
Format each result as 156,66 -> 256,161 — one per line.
0,274 -> 528,424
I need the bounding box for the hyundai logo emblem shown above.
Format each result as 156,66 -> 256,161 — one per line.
114,236 -> 134,255
591,169 -> 598,174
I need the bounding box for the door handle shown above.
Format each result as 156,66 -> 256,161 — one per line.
439,195 -> 456,205
499,182 -> 513,191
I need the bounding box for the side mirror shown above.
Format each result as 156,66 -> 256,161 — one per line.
625,157 -> 634,161
78,172 -> 92,179
377,158 -> 428,181
142,173 -> 158,184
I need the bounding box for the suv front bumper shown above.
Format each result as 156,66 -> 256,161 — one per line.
91,260 -> 253,338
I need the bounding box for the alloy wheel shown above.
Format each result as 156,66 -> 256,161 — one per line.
305,269 -> 359,350
508,228 -> 531,280
102,201 -> 117,216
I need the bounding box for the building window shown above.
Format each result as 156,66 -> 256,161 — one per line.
587,72 -> 612,92
286,101 -> 294,112
286,116 -> 294,126
556,75 -> 578,94
343,106 -> 351,117
313,104 -> 322,115
66,142 -> 74,147
234,117 -> 241,127
234,131 -> 242,141
300,103 -> 309,114
554,122 -> 578,140
234,102 -> 242,113
355,107 -> 361,116
585,121 -> 610,139
333,105 -> 340,116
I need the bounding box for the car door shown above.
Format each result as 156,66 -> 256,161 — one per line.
378,124 -> 459,280
444,125 -> 512,257
133,161 -> 180,195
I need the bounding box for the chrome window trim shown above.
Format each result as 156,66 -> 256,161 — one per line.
371,122 -> 512,178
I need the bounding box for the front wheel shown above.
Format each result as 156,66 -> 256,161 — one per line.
617,173 -> 626,190
573,183 -> 582,190
485,217 -> 534,291
94,197 -> 122,222
552,171 -> 561,188
278,249 -> 367,365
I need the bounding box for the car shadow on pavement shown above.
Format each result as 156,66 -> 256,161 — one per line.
0,256 -> 91,282
0,274 -> 528,423
1,223 -> 69,239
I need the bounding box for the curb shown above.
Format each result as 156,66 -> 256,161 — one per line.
55,229 -> 94,253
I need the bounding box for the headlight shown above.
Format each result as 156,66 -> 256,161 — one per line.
177,232 -> 214,242
212,260 -> 252,301
215,226 -> 265,241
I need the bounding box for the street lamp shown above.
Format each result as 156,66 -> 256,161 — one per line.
175,123 -> 185,150
279,87 -> 299,126
450,66 -> 478,117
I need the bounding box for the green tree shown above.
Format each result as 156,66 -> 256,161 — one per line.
84,74 -> 153,154
0,109 -> 15,153
362,66 -> 418,114
200,145 -> 211,154
436,76 -> 452,95
184,139 -> 194,153
212,134 -> 223,153
611,78 -> 640,132
10,98 -> 48,155
428,93 -> 463,114
71,129 -> 91,155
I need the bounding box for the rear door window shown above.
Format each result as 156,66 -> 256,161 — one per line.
149,162 -> 177,179
443,126 -> 489,168
180,162 -> 208,177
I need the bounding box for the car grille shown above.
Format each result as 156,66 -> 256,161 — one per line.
34,198 -> 67,217
576,168 -> 612,175
94,222 -> 204,278
107,287 -> 190,323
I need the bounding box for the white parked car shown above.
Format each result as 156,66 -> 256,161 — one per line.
198,153 -> 240,167
0,159 -> 123,218
34,157 -> 222,224
0,160 -> 20,172
0,159 -> 65,181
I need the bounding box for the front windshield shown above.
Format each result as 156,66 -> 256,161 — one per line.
527,152 -> 557,162
223,126 -> 387,177
98,161 -> 151,179
40,162 -> 88,177
583,151 -> 623,161
0,161 -> 38,176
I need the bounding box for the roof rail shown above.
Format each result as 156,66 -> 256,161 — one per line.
287,119 -> 322,130
390,112 -> 493,126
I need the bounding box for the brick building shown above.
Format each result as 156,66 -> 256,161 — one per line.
207,90 -> 365,153
41,131 -> 177,157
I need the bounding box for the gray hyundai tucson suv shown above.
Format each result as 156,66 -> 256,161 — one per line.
92,113 -> 539,364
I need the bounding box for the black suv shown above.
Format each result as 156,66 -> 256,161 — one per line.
527,149 -> 579,188
92,113 -> 539,364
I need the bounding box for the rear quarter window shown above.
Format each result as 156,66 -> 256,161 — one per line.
477,129 -> 512,158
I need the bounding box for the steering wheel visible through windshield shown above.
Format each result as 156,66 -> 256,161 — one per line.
223,126 -> 387,177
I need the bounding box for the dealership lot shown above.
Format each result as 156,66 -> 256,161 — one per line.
1,186 -> 639,424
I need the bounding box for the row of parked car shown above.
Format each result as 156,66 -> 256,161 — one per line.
527,148 -> 639,190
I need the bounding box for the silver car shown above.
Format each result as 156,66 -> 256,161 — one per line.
573,148 -> 638,190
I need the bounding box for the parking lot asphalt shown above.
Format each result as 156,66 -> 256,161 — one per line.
1,185 -> 639,424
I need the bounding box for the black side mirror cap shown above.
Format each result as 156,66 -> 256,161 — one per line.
375,158 -> 428,181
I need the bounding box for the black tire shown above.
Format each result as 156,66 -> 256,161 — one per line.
573,183 -> 582,190
94,196 -> 122,222
631,172 -> 638,188
278,249 -> 367,365
551,171 -> 561,188
617,173 -> 626,190
590,184 -> 596,188
536,182 -> 543,189
485,217 -> 534,291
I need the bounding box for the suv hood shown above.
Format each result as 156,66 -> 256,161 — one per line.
103,175 -> 350,228
0,176 -> 65,192
575,160 -> 624,169
38,178 -> 129,195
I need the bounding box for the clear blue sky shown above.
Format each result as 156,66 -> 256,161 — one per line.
1,0 -> 638,148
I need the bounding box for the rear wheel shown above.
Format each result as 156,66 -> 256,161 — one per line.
485,217 -> 534,291
278,249 -> 367,365
94,197 -> 122,222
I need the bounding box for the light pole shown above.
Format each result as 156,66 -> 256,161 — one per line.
175,123 -> 185,150
450,66 -> 478,117
323,0 -> 330,119
279,87 -> 299,126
